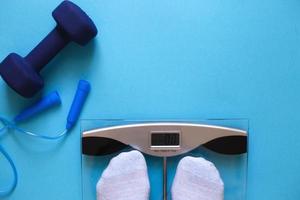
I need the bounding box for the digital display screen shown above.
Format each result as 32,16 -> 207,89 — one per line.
151,133 -> 180,146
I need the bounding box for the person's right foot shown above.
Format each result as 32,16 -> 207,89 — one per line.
171,156 -> 224,200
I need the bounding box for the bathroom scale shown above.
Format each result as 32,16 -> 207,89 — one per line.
81,119 -> 248,200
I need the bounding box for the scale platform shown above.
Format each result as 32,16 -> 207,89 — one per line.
81,119 -> 248,200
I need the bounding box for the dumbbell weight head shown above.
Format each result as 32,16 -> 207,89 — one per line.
0,1 -> 97,98
53,1 -> 98,46
0,53 -> 43,98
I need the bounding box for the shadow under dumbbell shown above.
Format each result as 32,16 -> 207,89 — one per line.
4,84 -> 43,114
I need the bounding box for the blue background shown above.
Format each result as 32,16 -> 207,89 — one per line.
0,0 -> 300,199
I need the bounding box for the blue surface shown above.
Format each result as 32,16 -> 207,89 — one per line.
0,0 -> 300,199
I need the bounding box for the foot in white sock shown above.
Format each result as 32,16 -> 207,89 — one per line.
96,150 -> 150,200
171,156 -> 224,200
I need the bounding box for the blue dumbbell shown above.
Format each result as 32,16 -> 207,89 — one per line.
0,1 -> 97,98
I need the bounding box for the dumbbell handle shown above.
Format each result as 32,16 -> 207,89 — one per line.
25,26 -> 69,72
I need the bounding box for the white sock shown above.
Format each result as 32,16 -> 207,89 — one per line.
96,150 -> 150,200
171,156 -> 224,200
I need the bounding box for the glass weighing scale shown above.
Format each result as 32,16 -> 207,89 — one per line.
81,119 -> 248,200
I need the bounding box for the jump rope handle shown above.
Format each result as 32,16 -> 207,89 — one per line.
13,80 -> 91,130
14,91 -> 61,123
66,80 -> 91,130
